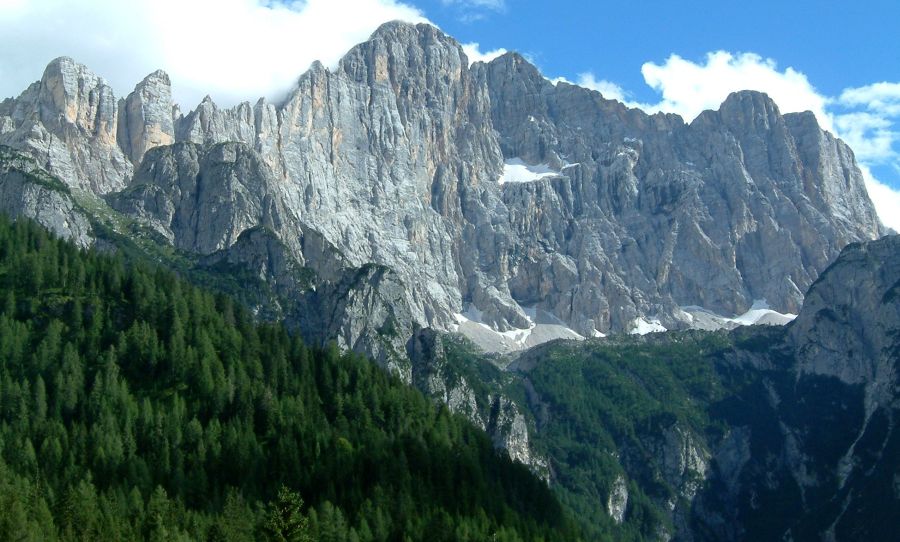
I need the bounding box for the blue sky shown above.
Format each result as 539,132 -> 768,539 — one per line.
420,0 -> 896,102
0,0 -> 897,226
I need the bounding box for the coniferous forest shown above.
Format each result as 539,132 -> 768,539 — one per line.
0,215 -> 580,541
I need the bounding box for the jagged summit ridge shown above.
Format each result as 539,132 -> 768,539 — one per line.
0,22 -> 886,357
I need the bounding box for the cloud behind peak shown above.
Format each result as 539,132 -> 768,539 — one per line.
0,0 -> 426,109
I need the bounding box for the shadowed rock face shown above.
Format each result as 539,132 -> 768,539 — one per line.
0,22 -> 886,353
790,234 -> 900,408
693,234 -> 900,541
494,235 -> 899,540
109,141 -> 285,255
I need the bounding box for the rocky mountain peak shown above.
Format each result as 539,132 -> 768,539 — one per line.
118,67 -> 175,164
0,56 -> 131,192
367,20 -> 454,48
38,56 -> 118,140
718,89 -> 783,128
340,21 -> 469,95
488,51 -> 545,79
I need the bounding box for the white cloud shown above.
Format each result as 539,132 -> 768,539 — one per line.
0,0 -> 426,109
441,0 -> 506,11
461,42 -> 507,65
575,72 -> 630,103
840,82 -> 900,117
638,51 -> 832,129
833,112 -> 897,164
861,166 -> 900,232
834,82 -> 900,175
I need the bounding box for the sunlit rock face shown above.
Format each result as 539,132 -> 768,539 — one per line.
0,22 -> 885,356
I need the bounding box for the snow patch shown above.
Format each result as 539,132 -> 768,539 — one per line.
454,303 -> 584,353
630,317 -> 667,335
680,299 -> 796,330
499,158 -> 559,185
732,299 -> 797,326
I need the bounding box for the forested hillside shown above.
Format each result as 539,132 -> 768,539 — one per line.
0,215 -> 579,541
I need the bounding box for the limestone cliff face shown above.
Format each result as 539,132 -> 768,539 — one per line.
109,141 -> 286,255
0,146 -> 92,247
118,70 -> 176,164
480,53 -> 883,335
267,23 -> 516,333
0,21 -> 886,353
0,57 -> 132,193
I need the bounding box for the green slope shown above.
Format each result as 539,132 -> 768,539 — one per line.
0,214 -> 580,541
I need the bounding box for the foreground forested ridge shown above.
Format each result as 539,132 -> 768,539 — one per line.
0,215 -> 579,541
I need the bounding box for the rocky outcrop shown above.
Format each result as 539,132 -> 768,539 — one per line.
407,328 -> 550,473
790,235 -> 900,408
487,394 -> 536,466
409,328 -> 483,424
692,235 -> 900,541
176,96 -> 277,147
109,141 -> 286,255
607,474 -> 629,524
0,146 -> 92,246
300,263 -> 416,377
118,70 -> 176,164
649,424 -> 710,503
0,57 -> 132,193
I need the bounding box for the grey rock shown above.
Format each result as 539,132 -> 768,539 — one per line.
173,96 -> 282,178
301,263 -> 416,378
1,25 -> 885,354
790,234 -> 900,409
118,70 -> 176,164
272,22 -> 521,333
409,328 -> 484,426
607,474 -> 629,524
656,424 -> 710,502
109,141 -> 285,255
488,394 -> 533,465
0,146 -> 92,246
691,236 -> 900,540
0,57 -> 133,193
479,52 -> 883,336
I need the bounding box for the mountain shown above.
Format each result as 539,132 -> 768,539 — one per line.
0,22 -> 884,361
0,20 -> 896,540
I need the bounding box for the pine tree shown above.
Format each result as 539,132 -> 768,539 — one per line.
264,486 -> 312,542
